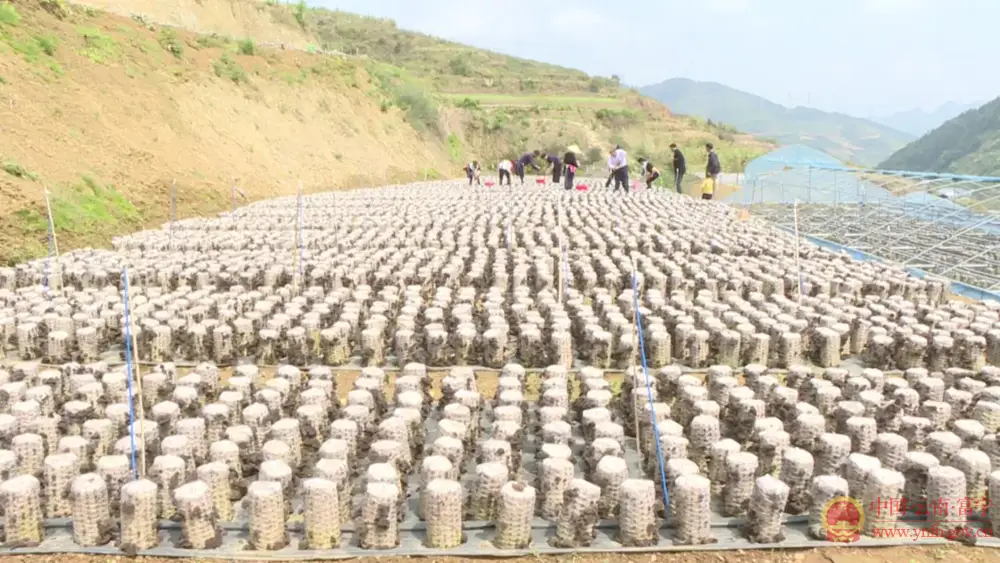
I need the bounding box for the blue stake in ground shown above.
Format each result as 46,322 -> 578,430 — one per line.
121,267 -> 139,479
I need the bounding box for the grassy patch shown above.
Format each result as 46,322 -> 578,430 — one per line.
0,2 -> 19,26
4,32 -> 58,63
39,0 -> 71,19
193,34 -> 227,50
36,34 -> 58,56
78,26 -> 119,64
15,176 -> 140,238
397,85 -> 438,132
452,97 -> 480,110
446,133 -> 463,163
368,63 -> 438,133
309,58 -> 358,87
1,238 -> 47,266
9,37 -> 42,62
279,69 -> 306,85
441,93 -> 624,108
448,56 -> 471,76
132,37 -> 158,55
594,108 -> 641,129
213,54 -> 247,84
305,8 -> 612,96
158,28 -> 183,58
237,39 -> 255,56
3,159 -> 37,180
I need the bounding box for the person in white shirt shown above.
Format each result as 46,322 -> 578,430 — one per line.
497,159 -> 513,185
604,152 -> 616,188
610,145 -> 629,193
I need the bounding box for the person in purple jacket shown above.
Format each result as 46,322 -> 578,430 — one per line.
516,150 -> 541,185
543,152 -> 563,184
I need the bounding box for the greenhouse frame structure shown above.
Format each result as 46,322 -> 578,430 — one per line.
729,146 -> 1000,300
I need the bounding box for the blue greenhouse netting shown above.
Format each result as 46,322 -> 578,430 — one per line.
732,145 -> 1000,298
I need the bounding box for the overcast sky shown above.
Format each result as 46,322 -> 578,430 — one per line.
305,0 -> 999,118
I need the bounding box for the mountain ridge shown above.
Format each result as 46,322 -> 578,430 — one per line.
871,100 -> 984,137
639,77 -> 914,166
878,96 -> 1000,177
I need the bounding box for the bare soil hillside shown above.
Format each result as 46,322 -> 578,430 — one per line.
0,0 -> 775,265
69,0 -> 314,49
0,0 -> 449,263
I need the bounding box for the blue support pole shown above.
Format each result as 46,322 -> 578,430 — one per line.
630,263 -> 670,514
121,267 -> 139,479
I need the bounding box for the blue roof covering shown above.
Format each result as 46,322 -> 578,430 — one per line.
732,146 -> 892,205
743,145 -> 845,182
731,144 -> 1000,206
743,144 -> 1000,187
863,168 -> 1000,183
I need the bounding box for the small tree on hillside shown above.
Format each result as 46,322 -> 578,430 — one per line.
293,0 -> 307,28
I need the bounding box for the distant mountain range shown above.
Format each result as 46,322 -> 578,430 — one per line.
878,96 -> 1000,177
870,101 -> 985,137
639,78 -> 914,166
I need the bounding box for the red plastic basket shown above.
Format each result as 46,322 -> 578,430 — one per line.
484,181 -> 495,187
535,178 -> 546,184
575,184 -> 589,191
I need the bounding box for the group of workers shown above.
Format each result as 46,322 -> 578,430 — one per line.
470,147 -> 582,190
465,142 -> 723,199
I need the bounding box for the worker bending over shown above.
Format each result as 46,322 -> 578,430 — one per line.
562,148 -> 579,190
644,162 -> 660,189
465,160 -> 481,186
516,150 -> 541,185
497,158 -> 513,185
543,152 -> 563,184
610,145 -> 629,192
